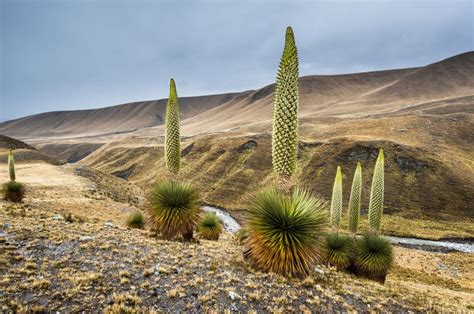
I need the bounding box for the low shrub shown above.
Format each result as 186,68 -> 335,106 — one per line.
147,180 -> 200,240
127,211 -> 144,229
198,212 -> 222,240
354,233 -> 394,283
2,181 -> 25,202
244,186 -> 328,277
323,233 -> 352,271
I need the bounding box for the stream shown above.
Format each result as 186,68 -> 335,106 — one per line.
202,206 -> 474,254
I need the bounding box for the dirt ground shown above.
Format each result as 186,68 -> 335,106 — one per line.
0,163 -> 473,312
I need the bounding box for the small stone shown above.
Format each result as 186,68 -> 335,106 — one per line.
314,266 -> 325,274
228,291 -> 241,301
230,303 -> 239,311
53,214 -> 64,221
79,236 -> 95,241
104,222 -> 114,227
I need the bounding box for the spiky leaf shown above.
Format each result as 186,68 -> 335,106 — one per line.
348,163 -> 362,234
2,181 -> 25,202
8,149 -> 15,182
272,26 -> 299,180
245,186 -> 328,277
368,149 -> 384,232
330,166 -> 343,229
165,79 -> 181,174
323,233 -> 352,270
354,233 -> 393,279
147,180 -> 200,239
198,212 -> 222,241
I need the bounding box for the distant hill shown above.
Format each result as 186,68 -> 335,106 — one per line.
1,52 -> 472,139
0,135 -> 64,165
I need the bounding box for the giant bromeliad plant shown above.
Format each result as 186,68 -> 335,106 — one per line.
147,79 -> 201,241
272,26 -> 299,192
354,148 -> 393,283
2,149 -> 25,202
244,27 -> 328,277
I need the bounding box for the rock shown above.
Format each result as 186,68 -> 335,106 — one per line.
230,303 -> 239,311
228,291 -> 241,301
181,143 -> 194,157
314,266 -> 325,274
240,140 -> 257,150
104,222 -> 114,227
53,214 -> 64,221
79,236 -> 95,241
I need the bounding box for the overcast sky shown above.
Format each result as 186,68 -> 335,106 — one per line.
1,0 -> 473,121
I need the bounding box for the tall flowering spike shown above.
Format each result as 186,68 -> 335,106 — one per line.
348,162 -> 362,234
330,166 -> 343,229
165,78 -> 180,174
368,149 -> 385,233
272,26 -> 299,185
8,149 -> 15,182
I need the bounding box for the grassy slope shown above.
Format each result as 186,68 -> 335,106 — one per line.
79,113 -> 474,240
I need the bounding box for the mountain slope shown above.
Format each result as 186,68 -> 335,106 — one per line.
1,52 -> 472,140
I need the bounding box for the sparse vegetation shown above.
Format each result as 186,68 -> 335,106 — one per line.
147,180 -> 200,240
354,233 -> 394,283
198,212 -> 222,240
244,186 -> 327,277
126,210 -> 144,229
323,233 -> 352,271
272,26 -> 299,190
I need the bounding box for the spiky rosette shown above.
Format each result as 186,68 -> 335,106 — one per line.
368,149 -> 384,233
323,233 -> 352,270
330,166 -> 343,229
198,212 -> 222,241
354,233 -> 393,282
348,163 -> 362,234
245,186 -> 328,277
8,149 -> 15,182
272,26 -> 299,183
2,181 -> 25,202
147,180 -> 200,240
165,79 -> 181,174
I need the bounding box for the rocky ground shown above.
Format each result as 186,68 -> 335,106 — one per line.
0,163 -> 473,312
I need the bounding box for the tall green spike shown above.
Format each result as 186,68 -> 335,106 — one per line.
165,78 -> 180,174
348,162 -> 362,234
8,149 -> 15,182
272,26 -> 299,183
368,149 -> 385,233
330,166 -> 343,229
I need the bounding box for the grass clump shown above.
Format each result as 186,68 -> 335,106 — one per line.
354,233 -> 394,283
147,180 -> 200,240
244,186 -> 327,277
198,212 -> 222,240
2,181 -> 25,202
127,210 -> 144,229
323,233 -> 352,271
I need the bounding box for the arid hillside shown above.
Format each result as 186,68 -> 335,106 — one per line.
1,52 -> 473,227
1,52 -> 472,140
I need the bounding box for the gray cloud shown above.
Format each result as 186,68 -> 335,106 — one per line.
1,0 -> 472,120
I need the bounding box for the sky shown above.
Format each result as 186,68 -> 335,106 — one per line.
1,0 -> 473,121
